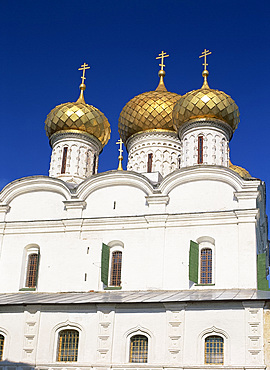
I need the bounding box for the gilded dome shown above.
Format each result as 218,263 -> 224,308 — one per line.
45,81 -> 111,147
173,71 -> 240,132
118,70 -> 181,143
229,161 -> 252,179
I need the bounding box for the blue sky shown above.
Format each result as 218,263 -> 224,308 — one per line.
1,0 -> 270,216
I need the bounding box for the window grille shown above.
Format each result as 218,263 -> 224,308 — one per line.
110,251 -> 122,286
198,136 -> 203,164
200,248 -> 212,284
129,335 -> 148,363
57,329 -> 79,362
205,335 -> 224,364
61,147 -> 68,174
147,153 -> 153,173
26,253 -> 39,288
0,334 -> 4,360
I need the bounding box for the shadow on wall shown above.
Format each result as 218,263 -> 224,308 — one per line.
0,360 -> 35,370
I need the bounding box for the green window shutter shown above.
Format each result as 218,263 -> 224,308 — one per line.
189,240 -> 199,283
101,243 -> 110,286
257,253 -> 270,290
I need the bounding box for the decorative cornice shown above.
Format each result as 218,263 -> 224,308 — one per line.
178,118 -> 233,140
1,209 -> 262,233
126,129 -> 180,152
50,130 -> 102,152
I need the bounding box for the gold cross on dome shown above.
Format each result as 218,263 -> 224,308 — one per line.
78,62 -> 90,84
156,51 -> 169,70
199,49 -> 212,70
116,138 -> 123,155
116,138 -> 124,171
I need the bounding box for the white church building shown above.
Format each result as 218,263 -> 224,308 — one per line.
0,51 -> 269,369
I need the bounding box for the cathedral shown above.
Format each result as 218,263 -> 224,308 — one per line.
0,50 -> 269,368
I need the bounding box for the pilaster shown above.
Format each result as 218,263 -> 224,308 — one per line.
22,306 -> 41,363
242,301 -> 264,366
164,303 -> 186,364
96,304 -> 115,363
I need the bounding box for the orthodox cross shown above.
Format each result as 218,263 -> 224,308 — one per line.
156,51 -> 169,70
199,49 -> 212,70
116,138 -> 124,171
78,62 -> 90,84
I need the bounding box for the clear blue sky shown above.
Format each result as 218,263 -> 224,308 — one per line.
1,0 -> 270,215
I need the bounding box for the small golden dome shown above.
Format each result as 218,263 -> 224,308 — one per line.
229,160 -> 252,179
118,68 -> 181,143
45,101 -> 110,146
173,61 -> 240,132
45,65 -> 111,147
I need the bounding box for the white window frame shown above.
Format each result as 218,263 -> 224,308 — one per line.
51,322 -> 83,363
20,244 -> 40,290
198,326 -> 229,365
124,326 -> 152,364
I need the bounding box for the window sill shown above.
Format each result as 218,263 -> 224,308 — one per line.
104,286 -> 122,290
195,283 -> 215,286
19,287 -> 36,291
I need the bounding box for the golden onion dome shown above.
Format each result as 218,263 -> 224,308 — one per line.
173,66 -> 240,132
118,68 -> 181,143
229,160 -> 252,179
45,65 -> 111,147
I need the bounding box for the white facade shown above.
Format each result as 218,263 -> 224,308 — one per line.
0,299 -> 266,367
0,167 -> 267,293
0,163 -> 269,367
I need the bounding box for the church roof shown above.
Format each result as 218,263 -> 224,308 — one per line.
0,289 -> 269,305
118,51 -> 180,144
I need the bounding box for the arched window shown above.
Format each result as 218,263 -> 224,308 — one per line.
147,153 -> 153,173
57,329 -> 79,362
129,335 -> 148,363
0,334 -> 4,360
198,135 -> 203,164
61,147 -> 68,174
92,154 -> 97,175
205,335 -> 224,364
110,251 -> 122,287
26,253 -> 39,288
200,248 -> 212,284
